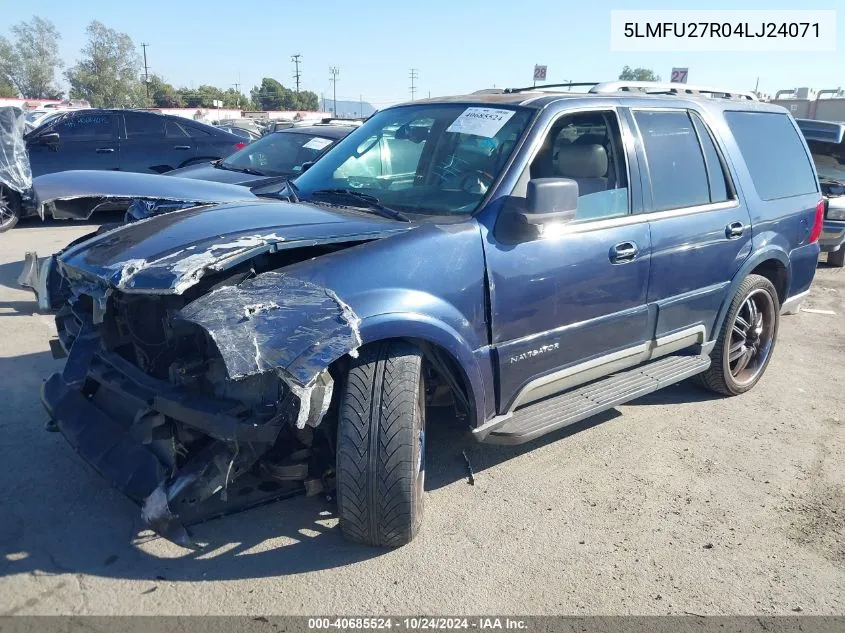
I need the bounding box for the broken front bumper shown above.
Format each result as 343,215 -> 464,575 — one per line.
40,328 -> 300,546
18,251 -> 57,312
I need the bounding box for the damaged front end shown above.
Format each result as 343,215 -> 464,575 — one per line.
42,264 -> 362,546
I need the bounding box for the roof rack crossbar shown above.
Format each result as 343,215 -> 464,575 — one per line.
589,81 -> 758,101
504,82 -> 600,94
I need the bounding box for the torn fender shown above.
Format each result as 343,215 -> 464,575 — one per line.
32,169 -> 258,219
178,272 -> 362,395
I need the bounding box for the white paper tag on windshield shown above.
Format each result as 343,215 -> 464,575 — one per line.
303,137 -> 333,150
446,107 -> 515,138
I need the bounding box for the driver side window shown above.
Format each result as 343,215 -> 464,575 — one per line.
520,110 -> 630,222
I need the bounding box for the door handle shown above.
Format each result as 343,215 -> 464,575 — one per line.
610,241 -> 638,263
173,145 -> 191,150
726,222 -> 745,238
95,147 -> 115,153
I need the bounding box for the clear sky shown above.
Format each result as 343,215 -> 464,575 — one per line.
3,0 -> 843,106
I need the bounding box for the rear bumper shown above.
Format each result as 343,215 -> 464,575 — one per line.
819,220 -> 845,253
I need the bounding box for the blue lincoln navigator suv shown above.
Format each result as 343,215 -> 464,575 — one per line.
27,81 -> 823,548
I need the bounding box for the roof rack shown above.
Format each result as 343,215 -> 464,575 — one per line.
588,81 -> 758,101
497,81 -> 757,101
504,82 -> 600,94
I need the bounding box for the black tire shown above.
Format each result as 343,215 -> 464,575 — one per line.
828,248 -> 845,268
336,341 -> 425,547
0,185 -> 21,232
698,274 -> 780,396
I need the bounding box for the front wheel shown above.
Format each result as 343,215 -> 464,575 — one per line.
0,185 -> 21,232
336,341 -> 425,547
698,274 -> 780,396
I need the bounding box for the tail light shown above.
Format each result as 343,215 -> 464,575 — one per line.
233,142 -> 246,150
809,199 -> 825,243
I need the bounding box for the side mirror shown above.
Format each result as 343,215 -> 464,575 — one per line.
519,178 -> 579,225
300,161 -> 315,173
36,132 -> 60,146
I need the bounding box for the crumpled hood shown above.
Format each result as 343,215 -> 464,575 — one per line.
58,200 -> 412,294
165,162 -> 276,187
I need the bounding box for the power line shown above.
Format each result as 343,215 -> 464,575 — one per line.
141,43 -> 150,99
409,68 -> 418,101
329,66 -> 339,116
292,54 -> 302,92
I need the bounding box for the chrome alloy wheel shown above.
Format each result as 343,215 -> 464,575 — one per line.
728,288 -> 776,387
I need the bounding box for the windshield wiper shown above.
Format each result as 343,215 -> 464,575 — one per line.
309,189 -> 410,222
215,161 -> 268,176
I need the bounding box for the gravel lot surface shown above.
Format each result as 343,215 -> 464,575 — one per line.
1,216 -> 843,615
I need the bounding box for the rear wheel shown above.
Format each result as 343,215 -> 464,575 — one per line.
336,341 -> 425,547
699,274 -> 780,396
828,248 -> 845,268
0,185 -> 21,232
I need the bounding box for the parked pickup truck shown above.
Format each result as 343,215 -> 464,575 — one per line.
21,81 -> 822,548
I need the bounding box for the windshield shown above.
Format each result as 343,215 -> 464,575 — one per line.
222,130 -> 337,176
25,111 -> 45,123
292,104 -> 533,216
808,140 -> 845,183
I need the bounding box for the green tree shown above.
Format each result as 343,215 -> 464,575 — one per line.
147,75 -> 183,108
249,78 -> 319,111
222,87 -> 250,109
0,17 -> 63,99
251,77 -> 291,110
618,66 -> 661,82
291,90 -> 319,111
0,76 -> 17,97
65,21 -> 144,107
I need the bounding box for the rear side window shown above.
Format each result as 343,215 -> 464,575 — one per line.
165,120 -> 188,138
690,112 -> 731,203
635,110 -> 710,211
183,123 -> 211,137
124,112 -> 164,138
724,111 -> 817,200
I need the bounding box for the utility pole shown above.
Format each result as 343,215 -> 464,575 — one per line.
329,66 -> 339,116
232,81 -> 241,109
292,54 -> 302,92
409,68 -> 418,101
141,43 -> 150,99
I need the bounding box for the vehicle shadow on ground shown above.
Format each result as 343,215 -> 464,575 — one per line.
0,259 -> 28,293
625,379 -> 723,406
0,258 -> 42,315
